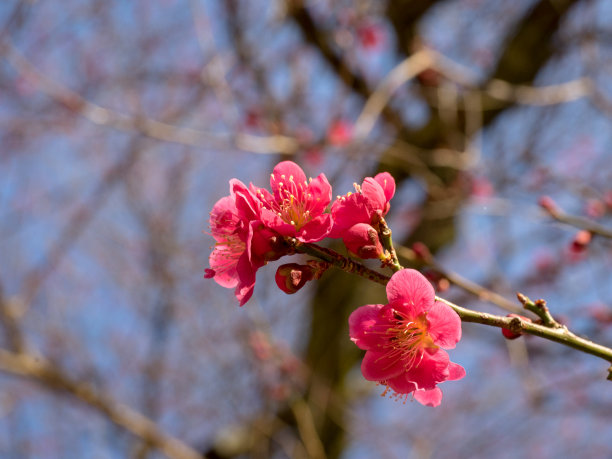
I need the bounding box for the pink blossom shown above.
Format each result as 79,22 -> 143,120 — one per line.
349,269 -> 464,407
330,172 -> 395,238
252,161 -> 333,243
206,179 -> 285,306
357,22 -> 384,51
327,120 -> 353,146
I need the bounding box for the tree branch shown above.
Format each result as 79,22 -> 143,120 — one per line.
0,349 -> 203,459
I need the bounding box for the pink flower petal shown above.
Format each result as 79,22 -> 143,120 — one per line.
230,179 -> 260,221
236,282 -> 254,306
427,301 -> 462,349
270,161 -> 307,197
330,194 -> 370,238
208,237 -> 243,288
447,361 -> 466,381
348,304 -> 387,350
413,387 -> 443,407
387,374 -> 418,394
374,172 -> 395,203
306,173 -> 332,214
361,350 -> 406,381
297,213 -> 333,242
259,208 -> 295,236
235,254 -> 256,306
361,177 -> 387,213
210,195 -> 241,239
404,350 -> 449,390
386,269 -> 435,316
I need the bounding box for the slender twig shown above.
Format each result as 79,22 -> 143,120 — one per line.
293,239 -> 612,379
397,245 -> 522,313
0,349 -> 203,459
289,239 -> 390,286
377,217 -> 402,272
1,40 -> 298,155
517,293 -> 558,327
435,296 -> 612,373
540,203 -> 612,239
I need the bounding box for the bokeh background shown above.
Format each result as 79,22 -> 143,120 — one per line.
2,0 -> 612,458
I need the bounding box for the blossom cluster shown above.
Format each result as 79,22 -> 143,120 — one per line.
205,161 -> 464,406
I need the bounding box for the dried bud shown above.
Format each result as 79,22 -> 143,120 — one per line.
275,263 -> 315,294
501,313 -> 532,340
342,223 -> 384,259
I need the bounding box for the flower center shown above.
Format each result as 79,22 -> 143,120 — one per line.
211,233 -> 246,273
267,174 -> 318,230
383,311 -> 436,371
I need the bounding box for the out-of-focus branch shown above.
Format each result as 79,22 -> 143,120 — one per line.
352,47 -> 593,143
289,399 -> 327,459
0,349 -> 203,459
396,245 -> 522,314
426,48 -> 593,107
0,282 -> 25,353
540,198 -> 612,239
20,141 -> 141,308
287,1 -> 405,131
1,41 -> 298,154
353,50 -> 433,140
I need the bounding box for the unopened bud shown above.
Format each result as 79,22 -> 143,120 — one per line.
538,195 -> 559,215
570,230 -> 592,253
342,223 -> 384,259
501,314 -> 532,340
412,242 -> 432,262
275,263 -> 315,294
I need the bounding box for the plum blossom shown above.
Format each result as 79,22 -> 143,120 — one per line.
349,269 -> 464,407
330,172 -> 395,238
205,179 -> 285,306
251,161 -> 333,243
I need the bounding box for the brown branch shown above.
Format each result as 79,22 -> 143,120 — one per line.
288,1 -> 405,131
1,40 -> 298,154
0,349 -> 203,459
540,201 -> 612,239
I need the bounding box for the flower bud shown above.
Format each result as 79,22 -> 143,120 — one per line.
538,195 -> 559,215
412,242 -> 432,263
342,223 -> 384,259
501,313 -> 532,340
570,230 -> 592,253
275,263 -> 315,294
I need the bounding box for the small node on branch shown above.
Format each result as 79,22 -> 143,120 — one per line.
516,292 -> 558,328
